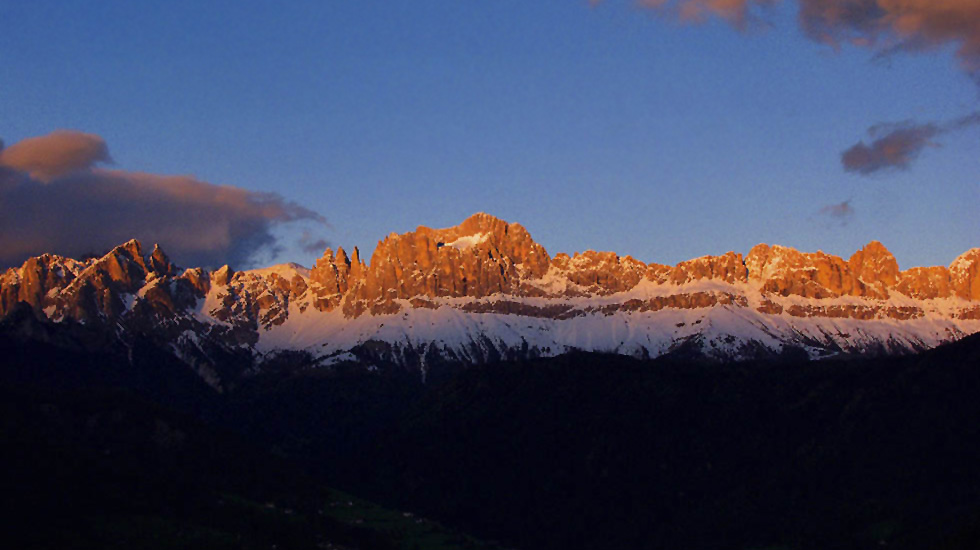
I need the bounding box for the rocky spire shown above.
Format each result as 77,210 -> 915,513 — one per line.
149,244 -> 177,277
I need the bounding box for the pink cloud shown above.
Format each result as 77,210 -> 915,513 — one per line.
800,0 -> 980,71
595,1 -> 980,73
0,130 -> 111,182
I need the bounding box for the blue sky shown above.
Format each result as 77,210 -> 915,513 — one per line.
1,1 -> 977,269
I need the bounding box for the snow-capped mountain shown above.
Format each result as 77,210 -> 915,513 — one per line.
2,213 -> 979,386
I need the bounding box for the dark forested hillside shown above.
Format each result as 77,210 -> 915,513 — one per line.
0,318 -> 500,550
4,311 -> 980,549
229,336 -> 980,550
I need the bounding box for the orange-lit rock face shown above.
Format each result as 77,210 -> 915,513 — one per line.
896,266 -> 951,300
149,244 -> 176,277
1,214 -> 979,332
950,249 -> 980,300
308,213 -> 552,314
669,252 -> 748,285
310,247 -> 352,295
848,241 -> 899,288
0,241 -> 219,324
745,243 -> 881,299
550,251 -> 647,295
298,215 -> 980,321
367,212 -> 550,298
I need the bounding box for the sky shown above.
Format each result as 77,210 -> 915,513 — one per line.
1,0 -> 978,271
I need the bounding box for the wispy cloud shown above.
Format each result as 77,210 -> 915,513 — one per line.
596,1 -> 980,75
818,199 -> 855,225
799,0 -> 980,74
0,131 -> 325,269
637,0 -> 778,28
841,112 -> 980,175
593,0 -> 778,29
298,230 -> 330,255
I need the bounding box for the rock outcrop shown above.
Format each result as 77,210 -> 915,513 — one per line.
744,244 -> 877,299
308,212 -> 551,315
848,241 -> 899,289
550,251 -> 648,295
1,213 -> 978,380
950,249 -> 980,300
669,252 -> 748,285
3,215 -> 978,327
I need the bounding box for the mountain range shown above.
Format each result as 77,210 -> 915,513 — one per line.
2,212 -> 978,388
6,212 -> 980,549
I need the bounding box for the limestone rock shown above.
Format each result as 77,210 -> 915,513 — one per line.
211,265 -> 234,287
335,212 -> 552,314
670,252 -> 747,285
746,244 -> 877,299
895,267 -> 951,299
950,248 -> 980,300
149,244 -> 177,277
848,241 -> 899,288
550,251 -> 646,295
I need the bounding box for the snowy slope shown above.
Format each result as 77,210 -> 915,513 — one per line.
246,269 -> 980,367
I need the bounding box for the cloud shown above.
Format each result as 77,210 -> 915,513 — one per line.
0,131 -> 325,269
841,121 -> 940,174
298,230 -> 330,255
841,112 -> 980,174
799,0 -> 980,73
594,0 -> 778,28
597,1 -> 980,74
0,130 -> 111,182
643,0 -> 778,27
948,111 -> 980,130
818,199 -> 855,224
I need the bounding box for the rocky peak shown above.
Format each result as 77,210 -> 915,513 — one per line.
746,244 -> 796,282
310,247 -> 352,294
49,240 -> 154,321
848,241 -> 899,287
890,249 -> 980,301
349,247 -> 366,281
950,248 -> 980,300
0,254 -> 83,314
314,213 -> 553,315
181,267 -> 211,295
211,265 -> 234,287
149,244 -> 177,277
79,239 -> 152,288
370,212 -> 551,275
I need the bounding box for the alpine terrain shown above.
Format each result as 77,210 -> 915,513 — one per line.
2,212 -> 979,387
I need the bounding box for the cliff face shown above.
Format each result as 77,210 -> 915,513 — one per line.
308,213 -> 550,316
2,212 -> 979,379
3,213 -> 979,326
298,213 -> 980,317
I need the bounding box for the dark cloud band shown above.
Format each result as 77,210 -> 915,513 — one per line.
0,131 -> 325,269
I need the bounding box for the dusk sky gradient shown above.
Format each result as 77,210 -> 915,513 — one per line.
1,1 -> 977,270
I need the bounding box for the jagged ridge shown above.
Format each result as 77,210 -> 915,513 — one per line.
2,213 -> 979,384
